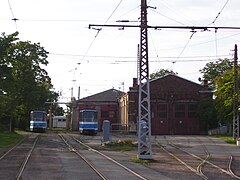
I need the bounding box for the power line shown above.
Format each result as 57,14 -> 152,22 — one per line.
208,0 -> 230,60
114,58 -> 229,63
69,0 -> 124,72
7,0 -> 18,31
170,30 -> 196,68
105,0 -> 123,23
89,24 -> 240,30
210,0 -> 230,25
49,52 -> 230,60
150,8 -> 185,25
156,0 -> 195,25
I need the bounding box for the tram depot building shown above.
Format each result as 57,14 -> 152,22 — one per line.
71,75 -> 213,135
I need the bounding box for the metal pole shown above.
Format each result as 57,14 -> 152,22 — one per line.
233,44 -> 239,140
137,0 -> 152,159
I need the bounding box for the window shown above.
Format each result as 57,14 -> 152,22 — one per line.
175,103 -> 185,118
157,104 -> 167,118
188,103 -> 197,118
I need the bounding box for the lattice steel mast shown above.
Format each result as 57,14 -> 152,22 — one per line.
233,44 -> 239,140
137,0 -> 152,159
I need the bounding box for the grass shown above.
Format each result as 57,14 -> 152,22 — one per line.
130,157 -> 151,164
0,132 -> 23,148
104,139 -> 137,151
214,134 -> 236,144
107,144 -> 136,151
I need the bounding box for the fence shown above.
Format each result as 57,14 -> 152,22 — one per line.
110,123 -> 137,133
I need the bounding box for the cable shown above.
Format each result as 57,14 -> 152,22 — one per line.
169,30 -> 196,69
7,0 -> 18,31
210,0 -> 230,25
105,0 -> 123,23
49,52 -> 230,60
156,0 -> 195,25
114,6 -> 139,22
114,58 -> 226,63
150,9 -> 185,25
68,0 -> 124,73
149,30 -> 161,66
208,0 -> 230,59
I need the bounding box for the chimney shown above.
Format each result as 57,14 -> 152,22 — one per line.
133,78 -> 138,88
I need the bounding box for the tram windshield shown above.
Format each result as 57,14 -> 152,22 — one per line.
31,111 -> 46,121
80,111 -> 97,122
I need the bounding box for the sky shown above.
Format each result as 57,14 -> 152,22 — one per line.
1,0 -> 240,103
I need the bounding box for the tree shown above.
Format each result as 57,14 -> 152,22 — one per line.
214,69 -> 238,125
199,58 -> 232,89
150,69 -> 177,80
198,99 -> 218,132
0,32 -> 59,130
199,58 -> 239,131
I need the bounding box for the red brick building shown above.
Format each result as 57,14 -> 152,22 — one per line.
119,75 -> 213,135
71,89 -> 124,131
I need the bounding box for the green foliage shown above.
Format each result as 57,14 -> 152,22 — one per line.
0,32 -> 60,130
150,69 -> 177,80
130,157 -> 151,164
214,69 -> 235,124
104,139 -> 137,151
199,58 -> 232,89
198,99 -> 218,131
200,58 -> 240,129
214,134 -> 236,144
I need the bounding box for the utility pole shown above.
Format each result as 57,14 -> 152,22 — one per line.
90,0 -> 152,159
233,44 -> 239,140
137,0 -> 152,159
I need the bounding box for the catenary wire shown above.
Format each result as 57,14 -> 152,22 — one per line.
150,9 -> 185,25
49,52 -> 230,60
69,0 -> 124,73
210,0 -> 230,25
7,0 -> 18,31
208,0 -> 230,62
169,30 -> 196,69
156,0 -> 195,25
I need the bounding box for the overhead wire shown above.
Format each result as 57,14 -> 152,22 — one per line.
150,9 -> 185,25
7,0 -> 18,31
149,30 -> 161,67
208,0 -> 230,60
210,0 -> 230,25
69,0 -> 124,73
155,0 -> 195,25
168,30 -> 196,69
49,52 -> 230,60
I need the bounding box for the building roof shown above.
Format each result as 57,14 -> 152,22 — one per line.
150,74 -> 209,89
78,89 -> 125,102
150,74 -> 201,86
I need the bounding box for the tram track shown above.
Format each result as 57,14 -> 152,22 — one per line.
196,137 -> 211,179
59,132 -> 147,180
0,137 -> 26,160
203,136 -> 240,179
156,142 -> 208,179
15,135 -> 39,180
0,133 -> 39,180
59,133 -> 108,180
156,136 -> 240,179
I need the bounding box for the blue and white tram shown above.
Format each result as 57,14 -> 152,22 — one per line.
30,111 -> 47,132
79,110 -> 98,134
